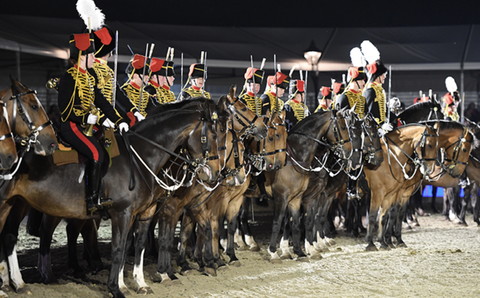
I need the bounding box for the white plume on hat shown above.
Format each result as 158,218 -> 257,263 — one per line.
445,76 -> 458,93
360,40 -> 380,64
76,0 -> 105,31
350,47 -> 365,67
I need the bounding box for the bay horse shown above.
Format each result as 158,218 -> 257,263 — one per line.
265,109 -> 362,262
21,88 -> 268,292
0,102 -> 224,298
0,101 -> 17,170
0,78 -> 57,295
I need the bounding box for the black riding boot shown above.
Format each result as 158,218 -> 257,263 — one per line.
256,172 -> 271,207
86,160 -> 102,214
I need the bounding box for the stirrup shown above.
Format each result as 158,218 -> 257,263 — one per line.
346,190 -> 360,200
100,197 -> 113,208
86,199 -> 98,214
459,177 -> 470,188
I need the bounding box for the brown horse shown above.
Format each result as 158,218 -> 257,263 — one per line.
0,101 -> 225,298
263,109 -> 361,262
0,101 -> 17,170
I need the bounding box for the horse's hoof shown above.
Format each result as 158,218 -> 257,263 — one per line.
203,267 -> 217,277
326,239 -> 336,246
249,244 -> 261,252
309,253 -> 323,260
120,287 -> 132,296
236,245 -> 248,251
379,245 -> 390,251
43,276 -> 59,284
180,269 -> 198,276
1,284 -> 14,293
14,286 -> 32,295
230,261 -> 241,267
137,286 -> 154,295
269,258 -> 282,264
388,244 -> 396,249
280,253 -> 292,260
397,242 -> 407,248
296,256 -> 310,262
365,244 -> 378,252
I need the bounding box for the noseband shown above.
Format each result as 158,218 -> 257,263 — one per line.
0,102 -> 13,143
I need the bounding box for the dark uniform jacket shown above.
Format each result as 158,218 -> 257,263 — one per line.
365,82 -> 397,126
180,86 -> 211,101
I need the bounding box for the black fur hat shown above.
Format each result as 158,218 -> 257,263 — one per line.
69,33 -> 94,60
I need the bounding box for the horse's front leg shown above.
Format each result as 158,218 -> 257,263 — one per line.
394,203 -> 408,248
66,219 -> 88,277
289,198 -> 308,261
176,212 -> 196,274
132,204 -> 157,295
79,218 -> 104,272
268,191 -> 288,263
365,204 -> 379,251
107,208 -> 134,298
156,205 -> 182,285
38,214 -> 63,284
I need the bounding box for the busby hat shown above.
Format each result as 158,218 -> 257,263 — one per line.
361,40 -> 387,80
348,47 -> 367,82
347,67 -> 367,82
69,33 -> 94,60
244,67 -> 265,84
189,63 -> 205,78
150,58 -> 175,77
318,86 -> 332,100
289,79 -> 305,98
125,54 -> 149,75
93,26 -> 114,58
332,82 -> 345,96
267,72 -> 289,90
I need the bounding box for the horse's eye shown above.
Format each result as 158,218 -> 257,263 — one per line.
212,135 -> 217,140
275,134 -> 280,139
463,148 -> 467,153
427,144 -> 432,149
268,137 -> 274,142
220,128 -> 225,133
241,107 -> 247,112
31,105 -> 39,111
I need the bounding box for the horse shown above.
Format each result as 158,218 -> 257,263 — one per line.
0,101 -> 17,170
0,101 -> 225,298
362,123 -> 440,250
0,79 -> 57,296
264,109 -> 362,262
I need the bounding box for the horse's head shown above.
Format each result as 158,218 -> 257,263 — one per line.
413,124 -> 439,176
363,113 -> 383,166
221,123 -> 246,186
272,110 -> 287,171
185,101 -> 223,184
328,109 -> 354,167
343,109 -> 363,171
0,101 -> 17,169
397,100 -> 444,124
225,86 -> 267,141
2,77 -> 58,155
438,122 -> 474,178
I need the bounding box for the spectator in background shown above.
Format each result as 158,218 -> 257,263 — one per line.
464,102 -> 480,123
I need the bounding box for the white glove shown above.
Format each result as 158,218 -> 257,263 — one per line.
118,122 -> 129,134
134,111 -> 145,122
103,118 -> 115,128
381,122 -> 393,133
86,113 -> 98,125
378,128 -> 386,138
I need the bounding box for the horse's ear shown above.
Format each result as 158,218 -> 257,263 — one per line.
266,109 -> 271,118
433,121 -> 440,132
9,75 -> 18,93
279,110 -> 286,121
229,85 -> 237,98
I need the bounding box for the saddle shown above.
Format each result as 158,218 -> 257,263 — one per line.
53,127 -> 120,174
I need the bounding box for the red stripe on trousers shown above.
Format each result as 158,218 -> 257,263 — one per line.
70,121 -> 99,161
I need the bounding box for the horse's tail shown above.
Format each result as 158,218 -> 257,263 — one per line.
26,208 -> 44,237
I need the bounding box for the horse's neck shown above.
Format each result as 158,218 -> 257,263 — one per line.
436,129 -> 458,148
385,127 -> 420,158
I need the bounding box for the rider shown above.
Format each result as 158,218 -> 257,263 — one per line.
121,54 -> 151,117
239,67 -> 265,116
92,26 -> 144,126
335,66 -> 367,119
180,63 -> 211,100
146,57 -> 176,105
261,72 -> 289,115
314,86 -> 333,113
284,79 -> 309,131
364,59 -> 398,137
58,32 -> 129,214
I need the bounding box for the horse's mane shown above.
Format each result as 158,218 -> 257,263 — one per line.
146,97 -> 212,117
288,110 -> 331,134
397,101 -> 443,121
132,108 -> 199,133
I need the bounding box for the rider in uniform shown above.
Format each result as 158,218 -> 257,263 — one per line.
364,59 -> 397,136
58,32 -> 129,214
239,67 -> 265,116
314,86 -> 333,113
121,54 -> 151,117
146,57 -> 176,106
284,79 -> 309,131
335,66 -> 367,119
180,63 -> 211,100
91,26 -> 144,126
261,72 -> 289,115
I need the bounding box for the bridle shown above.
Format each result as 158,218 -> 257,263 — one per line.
362,114 -> 382,163
220,123 -> 245,180
441,126 -> 471,171
0,101 -> 13,143
8,88 -> 52,150
227,96 -> 261,138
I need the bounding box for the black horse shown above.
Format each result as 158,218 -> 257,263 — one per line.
0,100 -> 225,298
